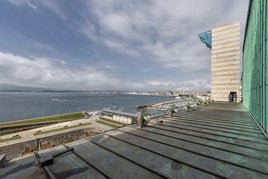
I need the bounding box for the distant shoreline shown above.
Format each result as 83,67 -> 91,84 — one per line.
0,90 -> 177,97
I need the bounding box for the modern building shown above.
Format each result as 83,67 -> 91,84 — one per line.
243,0 -> 268,134
1,1 -> 268,178
199,22 -> 241,102
99,109 -> 139,124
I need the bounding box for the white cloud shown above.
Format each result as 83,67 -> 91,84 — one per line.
6,0 -> 66,19
144,79 -> 210,92
6,0 -> 36,9
39,0 -> 66,19
0,52 -> 119,90
81,0 -> 248,72
0,52 -> 209,91
2,0 -> 248,91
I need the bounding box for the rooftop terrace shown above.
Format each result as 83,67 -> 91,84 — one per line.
1,103 -> 268,178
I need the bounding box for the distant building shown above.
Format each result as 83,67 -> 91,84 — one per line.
199,22 -> 241,102
99,109 -> 139,124
195,94 -> 210,102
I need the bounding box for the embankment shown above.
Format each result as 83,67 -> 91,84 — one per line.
0,127 -> 103,160
0,112 -> 86,136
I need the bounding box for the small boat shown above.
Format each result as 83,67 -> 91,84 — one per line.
136,104 -> 152,109
51,98 -> 59,101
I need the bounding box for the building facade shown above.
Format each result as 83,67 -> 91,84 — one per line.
99,109 -> 139,124
243,0 -> 268,134
199,22 -> 241,102
211,22 -> 241,102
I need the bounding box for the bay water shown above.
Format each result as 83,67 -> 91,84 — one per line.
0,92 -> 174,123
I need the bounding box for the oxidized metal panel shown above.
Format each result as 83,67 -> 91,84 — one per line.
243,0 -> 268,133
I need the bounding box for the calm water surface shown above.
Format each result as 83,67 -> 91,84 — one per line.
0,92 -> 174,123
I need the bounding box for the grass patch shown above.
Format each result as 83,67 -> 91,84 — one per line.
96,120 -> 123,128
0,135 -> 21,143
0,113 -> 86,127
34,123 -> 90,136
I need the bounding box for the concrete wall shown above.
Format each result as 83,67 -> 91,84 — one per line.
211,22 -> 241,102
0,128 -> 102,160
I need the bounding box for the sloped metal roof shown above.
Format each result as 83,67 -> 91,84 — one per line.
1,103 -> 268,178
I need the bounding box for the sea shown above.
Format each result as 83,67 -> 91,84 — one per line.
0,92 -> 175,123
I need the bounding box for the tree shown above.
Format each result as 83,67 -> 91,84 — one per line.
169,104 -> 177,117
137,109 -> 149,128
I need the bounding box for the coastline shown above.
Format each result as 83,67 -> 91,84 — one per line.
0,112 -> 87,136
0,96 -> 202,160
0,93 -> 175,123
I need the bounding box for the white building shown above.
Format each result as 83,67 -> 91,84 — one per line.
99,109 -> 140,124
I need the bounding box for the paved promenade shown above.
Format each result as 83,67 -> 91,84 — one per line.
0,116 -> 113,147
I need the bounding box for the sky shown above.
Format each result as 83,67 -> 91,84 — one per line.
0,0 -> 249,91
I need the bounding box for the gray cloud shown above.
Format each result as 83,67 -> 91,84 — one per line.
81,0 -> 248,72
0,52 -> 209,91
3,0 -> 248,91
0,52 -> 120,90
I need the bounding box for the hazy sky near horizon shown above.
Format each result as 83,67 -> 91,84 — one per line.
0,0 -> 248,91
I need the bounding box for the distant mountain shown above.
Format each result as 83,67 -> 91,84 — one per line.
0,83 -> 47,92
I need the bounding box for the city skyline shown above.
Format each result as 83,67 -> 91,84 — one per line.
0,0 -> 248,91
